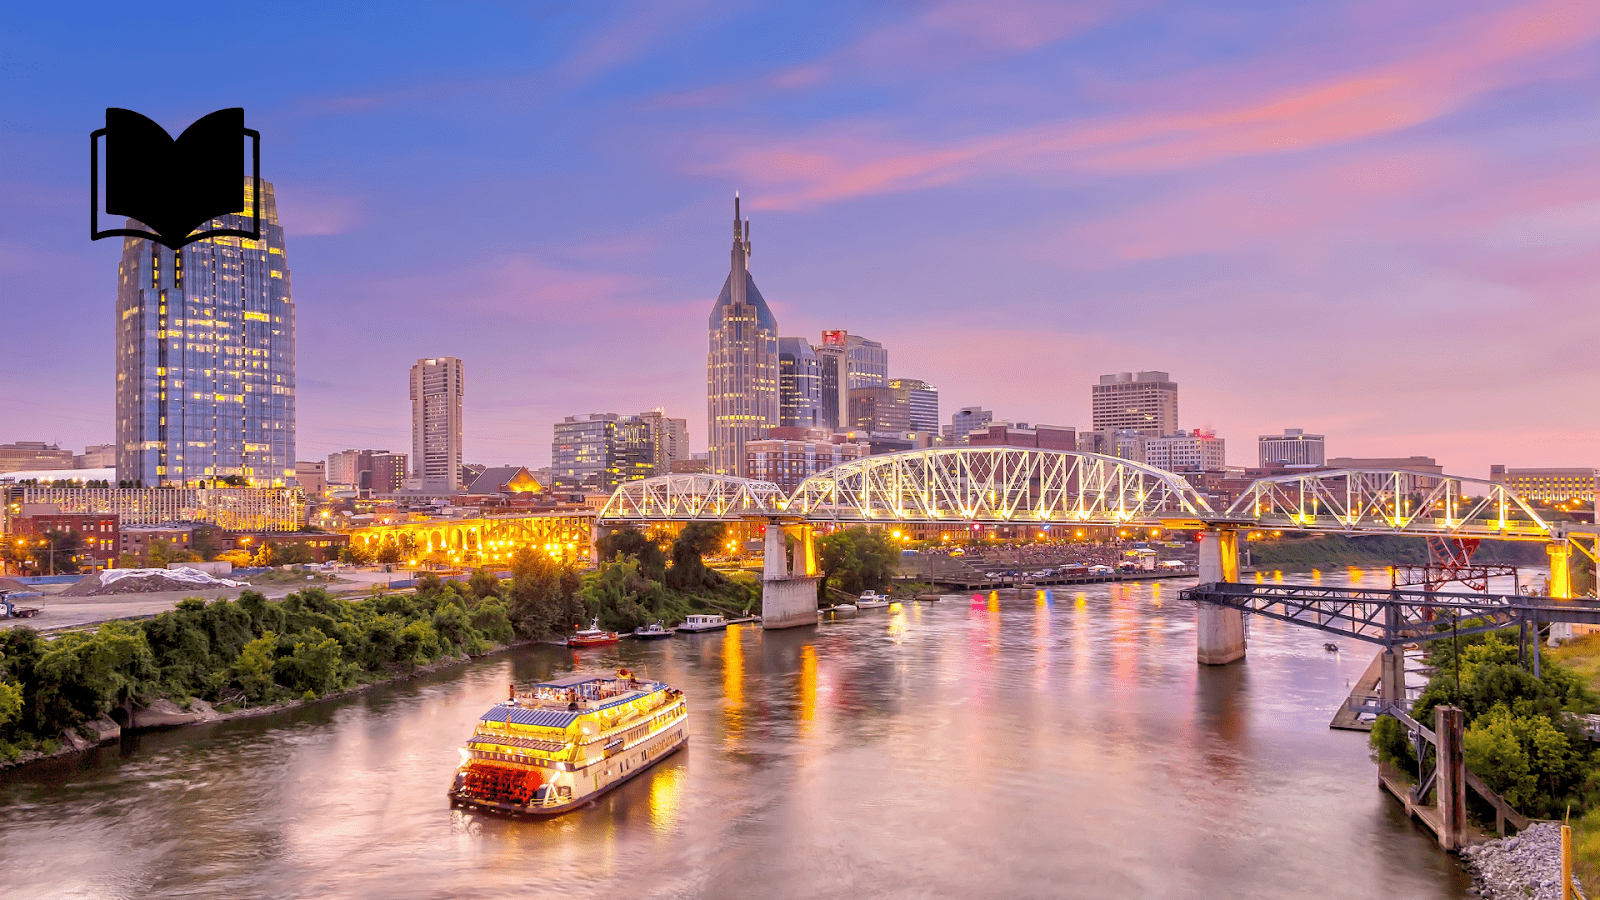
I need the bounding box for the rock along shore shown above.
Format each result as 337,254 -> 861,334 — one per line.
1461,822 -> 1584,900
0,639 -> 537,772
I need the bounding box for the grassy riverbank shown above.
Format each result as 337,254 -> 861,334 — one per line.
1246,535 -> 1547,569
1546,633 -> 1600,886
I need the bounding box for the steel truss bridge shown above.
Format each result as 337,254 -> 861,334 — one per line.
599,447 -> 1212,525
1179,582 -> 1600,651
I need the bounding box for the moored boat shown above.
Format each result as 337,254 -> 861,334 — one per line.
449,670 -> 688,817
856,591 -> 889,609
631,621 -> 674,640
675,614 -> 727,633
568,618 -> 621,647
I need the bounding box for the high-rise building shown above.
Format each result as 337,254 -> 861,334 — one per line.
1258,428 -> 1325,467
1090,371 -> 1178,438
848,386 -> 911,433
326,449 -> 407,494
779,338 -> 823,429
638,409 -> 689,476
410,357 -> 465,491
116,177 -> 295,487
745,428 -> 871,493
707,195 -> 779,476
943,407 -> 993,445
814,341 -> 849,431
1144,430 -> 1227,473
890,378 -> 939,433
552,413 -> 655,491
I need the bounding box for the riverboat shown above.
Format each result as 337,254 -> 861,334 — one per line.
856,591 -> 889,609
676,614 -> 727,633
449,670 -> 689,817
568,618 -> 621,648
631,622 -> 673,640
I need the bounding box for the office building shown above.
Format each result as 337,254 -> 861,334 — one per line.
0,442 -> 74,474
890,379 -> 939,433
1090,372 -> 1178,438
638,409 -> 689,476
778,338 -> 824,429
1144,430 -> 1227,473
410,357 -> 465,491
75,444 -> 117,469
814,341 -> 849,430
294,461 -> 326,498
1258,428 -> 1325,467
1327,456 -> 1443,491
5,484 -> 303,531
328,449 -> 408,495
745,428 -> 871,493
552,413 -> 655,491
1490,466 -> 1597,503
943,407 -> 993,445
707,196 -> 779,475
115,177 -> 295,488
848,386 -> 911,433
968,423 -> 1076,451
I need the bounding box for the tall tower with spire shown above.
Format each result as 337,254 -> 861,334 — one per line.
707,193 -> 779,477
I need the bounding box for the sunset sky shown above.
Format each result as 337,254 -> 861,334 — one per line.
3,0 -> 1597,478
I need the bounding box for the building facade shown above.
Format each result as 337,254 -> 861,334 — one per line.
76,445 -> 117,469
814,341 -> 849,431
890,378 -> 939,434
327,449 -> 408,494
1258,428 -> 1325,467
778,338 -> 823,429
1144,430 -> 1227,473
707,196 -> 779,476
943,407 -> 993,445
8,514 -> 119,568
552,413 -> 655,491
745,429 -> 871,493
0,442 -> 74,474
410,357 -> 465,491
967,423 -> 1076,451
638,409 -> 690,476
1490,466 -> 1597,503
116,177 -> 295,487
5,485 -> 304,531
294,460 -> 326,498
1090,371 -> 1178,438
848,386 -> 912,433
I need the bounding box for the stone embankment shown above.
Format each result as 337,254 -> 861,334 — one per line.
1462,822 -> 1584,899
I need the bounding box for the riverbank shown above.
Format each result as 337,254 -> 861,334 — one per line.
0,637 -> 536,772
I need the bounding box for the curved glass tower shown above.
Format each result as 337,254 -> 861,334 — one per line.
115,178 -> 295,487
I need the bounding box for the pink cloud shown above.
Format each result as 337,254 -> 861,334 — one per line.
699,0 -> 1600,209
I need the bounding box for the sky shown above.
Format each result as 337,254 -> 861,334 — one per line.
2,0 -> 1597,478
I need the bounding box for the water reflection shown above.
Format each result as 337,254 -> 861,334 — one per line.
0,574 -> 1474,900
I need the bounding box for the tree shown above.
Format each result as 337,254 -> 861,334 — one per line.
818,527 -> 898,595
599,528 -> 666,582
253,542 -> 278,568
276,543 -> 315,565
467,567 -> 500,600
29,530 -> 82,576
506,548 -> 583,637
666,522 -> 727,591
340,542 -> 374,566
374,539 -> 402,565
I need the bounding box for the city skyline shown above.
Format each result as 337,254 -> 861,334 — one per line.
4,2 -> 1598,478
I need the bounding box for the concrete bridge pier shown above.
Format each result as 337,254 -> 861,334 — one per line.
762,520 -> 820,630
1547,541 -> 1576,644
1196,528 -> 1246,665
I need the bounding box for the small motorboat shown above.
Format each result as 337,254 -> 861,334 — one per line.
631,621 -> 674,640
676,614 -> 728,633
568,618 -> 621,648
856,591 -> 890,609
830,603 -> 857,613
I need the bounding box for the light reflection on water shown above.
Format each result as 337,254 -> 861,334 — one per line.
0,574 -> 1478,900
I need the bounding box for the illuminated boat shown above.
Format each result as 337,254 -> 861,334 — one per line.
675,614 -> 727,633
449,670 -> 689,816
856,591 -> 890,609
568,618 -> 620,647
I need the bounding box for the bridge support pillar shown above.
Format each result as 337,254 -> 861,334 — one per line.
1436,705 -> 1466,851
1547,542 -> 1575,645
1196,529 -> 1246,665
763,520 -> 819,630
589,524 -> 606,568
1379,648 -> 1406,708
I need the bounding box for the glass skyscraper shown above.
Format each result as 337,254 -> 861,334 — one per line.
707,195 -> 778,476
778,337 -> 822,429
115,178 -> 295,487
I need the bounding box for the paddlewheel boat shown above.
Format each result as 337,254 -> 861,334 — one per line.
449,670 -> 689,817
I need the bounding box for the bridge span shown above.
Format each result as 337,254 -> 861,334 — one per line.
350,447 -> 1595,654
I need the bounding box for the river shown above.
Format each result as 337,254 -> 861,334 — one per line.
0,570 -> 1482,899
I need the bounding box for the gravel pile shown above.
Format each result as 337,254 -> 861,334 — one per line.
1462,822 -> 1584,900
61,568 -> 245,596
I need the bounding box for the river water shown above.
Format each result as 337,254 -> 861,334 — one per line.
0,571 -> 1481,899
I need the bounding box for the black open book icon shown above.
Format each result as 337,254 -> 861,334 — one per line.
90,107 -> 261,251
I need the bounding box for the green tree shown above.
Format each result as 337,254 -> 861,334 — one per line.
467,568 -> 500,600
0,679 -> 22,733
666,522 -> 726,592
599,528 -> 667,582
231,634 -> 278,702
818,527 -> 898,596
253,542 -> 278,568
277,543 -> 315,565
340,542 -> 374,565
374,539 -> 402,565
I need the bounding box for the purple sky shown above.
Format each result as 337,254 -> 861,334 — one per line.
3,0 -> 1597,477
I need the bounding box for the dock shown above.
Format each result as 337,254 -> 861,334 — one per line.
1330,651 -> 1386,732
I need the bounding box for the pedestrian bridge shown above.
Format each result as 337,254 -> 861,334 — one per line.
599,447 -> 1213,526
